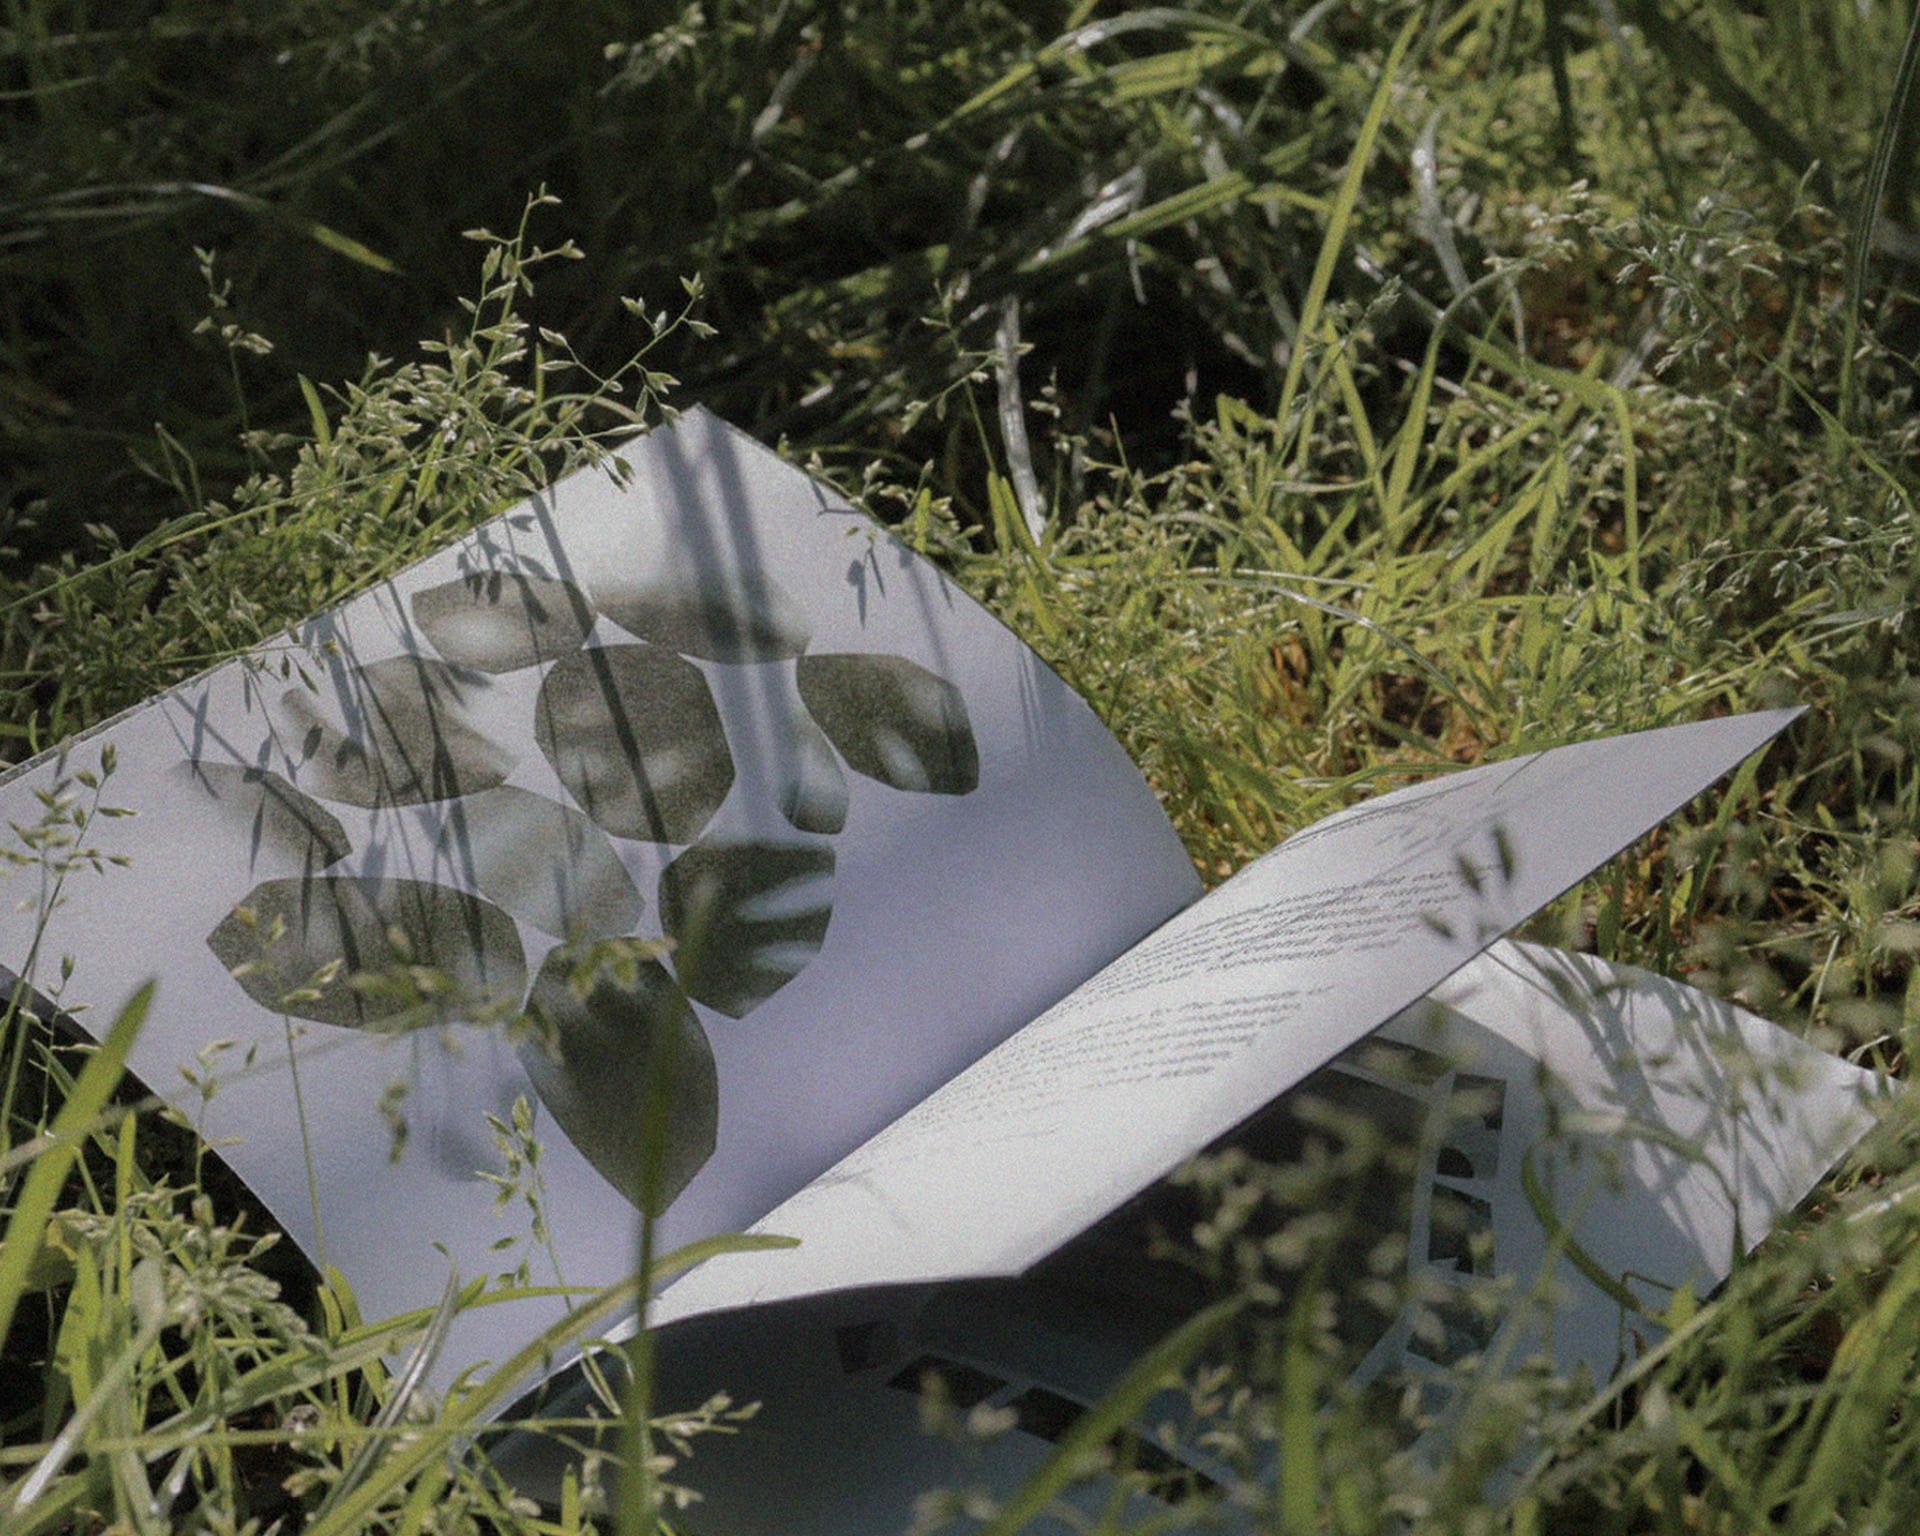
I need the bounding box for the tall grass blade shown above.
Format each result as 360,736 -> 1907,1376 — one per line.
7,1279 -> 168,1521
995,297 -> 1047,543
0,182 -> 397,272
1411,109 -> 1471,302
299,1231 -> 795,1536
309,1271 -> 464,1523
0,984 -> 148,1353
1273,17 -> 1418,444
1785,1238 -> 1920,1532
1845,0 -> 1920,379
1542,0 -> 1584,172
1614,0 -> 1832,199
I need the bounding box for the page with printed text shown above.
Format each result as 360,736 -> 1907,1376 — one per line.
652,709 -> 1816,1323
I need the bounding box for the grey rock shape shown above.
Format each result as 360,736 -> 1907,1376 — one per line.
207,875 -> 527,1028
279,655 -> 514,807
797,653 -> 980,795
778,711 -> 850,834
173,761 -> 352,872
591,572 -> 811,662
411,571 -> 597,673
659,839 -> 834,1017
521,948 -> 717,1214
439,786 -> 643,940
535,645 -> 735,844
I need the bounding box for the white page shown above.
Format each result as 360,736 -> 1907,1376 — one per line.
0,408 -> 1201,1381
652,709 -> 1802,1323
1403,941 -> 1882,1385
503,939 -> 1881,1529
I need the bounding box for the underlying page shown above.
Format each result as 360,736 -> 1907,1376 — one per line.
501,940 -> 1880,1531
1410,941 -> 1880,1381
0,408 -> 1202,1381
653,708 -> 1807,1323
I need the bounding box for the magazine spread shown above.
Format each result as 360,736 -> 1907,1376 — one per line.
0,408 -> 1881,1428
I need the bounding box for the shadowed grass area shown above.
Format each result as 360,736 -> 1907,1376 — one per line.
5,2 -> 1920,1532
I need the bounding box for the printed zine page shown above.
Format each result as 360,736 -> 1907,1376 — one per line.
0,408 -> 1202,1382
1412,941 -> 1880,1375
501,938 -> 1880,1532
653,708 -> 1806,1324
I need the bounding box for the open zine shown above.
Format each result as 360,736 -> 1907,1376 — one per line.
0,410 -> 1880,1512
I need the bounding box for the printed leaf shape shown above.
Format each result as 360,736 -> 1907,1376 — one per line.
207,876 -> 527,1028
659,840 -> 834,1017
279,655 -> 514,807
174,761 -> 352,872
440,786 -> 643,940
591,572 -> 811,662
521,948 -> 717,1214
796,653 -> 979,795
777,710 -> 850,835
535,645 -> 734,844
411,571 -> 597,673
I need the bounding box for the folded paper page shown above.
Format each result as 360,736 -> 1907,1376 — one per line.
1418,942 -> 1880,1373
501,939 -> 1881,1531
651,708 -> 1805,1322
0,408 -> 1203,1383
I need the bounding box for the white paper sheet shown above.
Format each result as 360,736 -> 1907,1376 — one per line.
1411,941 -> 1880,1376
651,710 -> 1803,1323
0,409 -> 1202,1380
500,939 -> 1881,1530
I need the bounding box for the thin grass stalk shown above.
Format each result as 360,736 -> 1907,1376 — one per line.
1613,0 -> 1832,200
1541,0 -> 1584,173
1272,18 -> 1417,458
974,1297 -> 1244,1536
1842,0 -> 1920,420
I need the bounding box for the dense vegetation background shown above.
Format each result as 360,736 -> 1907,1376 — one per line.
5,0 -> 1920,1531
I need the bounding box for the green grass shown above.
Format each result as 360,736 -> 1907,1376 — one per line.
6,0 -> 1920,1531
